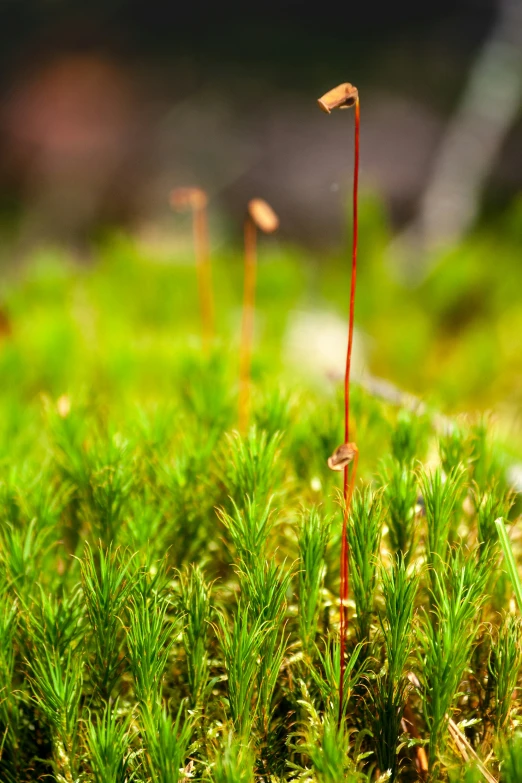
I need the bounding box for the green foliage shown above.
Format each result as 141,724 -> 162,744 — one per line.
80,544 -> 135,700
224,427 -> 283,509
160,431 -> 219,564
496,518 -> 522,612
299,708 -> 368,783
140,702 -> 194,783
448,764 -> 483,782
240,558 -> 291,738
177,563 -> 213,707
380,457 -> 418,564
420,547 -> 491,774
21,585 -> 84,659
499,732 -> 522,782
367,558 -> 420,780
0,516 -> 51,597
127,588 -> 174,709
253,387 -> 294,437
347,486 -> 384,644
212,735 -> 255,783
419,464 -> 466,589
86,703 -> 134,783
0,593 -> 21,764
439,423 -> 471,476
179,350 -> 234,434
474,481 -> 514,555
218,497 -> 276,568
489,614 -> 522,736
469,420 -> 505,492
28,647 -> 83,782
83,433 -> 135,547
298,507 -> 331,655
309,637 -> 365,719
390,409 -> 427,465
217,606 -> 271,740
0,249 -> 519,781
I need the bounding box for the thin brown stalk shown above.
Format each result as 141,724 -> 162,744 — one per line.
448,718 -> 498,783
170,186 -> 214,350
238,217 -> 257,433
238,198 -> 279,432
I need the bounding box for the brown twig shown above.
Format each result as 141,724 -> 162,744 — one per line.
448,718 -> 498,783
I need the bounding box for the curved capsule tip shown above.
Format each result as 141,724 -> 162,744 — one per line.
170,187 -> 208,211
317,83 -> 359,113
248,198 -> 279,233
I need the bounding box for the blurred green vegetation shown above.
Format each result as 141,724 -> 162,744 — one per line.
326,195 -> 522,414
1,194 -> 521,453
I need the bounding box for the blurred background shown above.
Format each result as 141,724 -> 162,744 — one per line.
0,0 -> 521,441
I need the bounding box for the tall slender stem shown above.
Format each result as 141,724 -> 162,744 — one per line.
344,97 -> 360,447
193,204 -> 214,352
170,188 -> 214,352
239,218 -> 257,432
339,96 -> 360,722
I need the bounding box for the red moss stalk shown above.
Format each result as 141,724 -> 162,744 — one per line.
319,82 -> 360,721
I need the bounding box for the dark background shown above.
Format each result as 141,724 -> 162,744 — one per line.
0,0 -> 519,247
